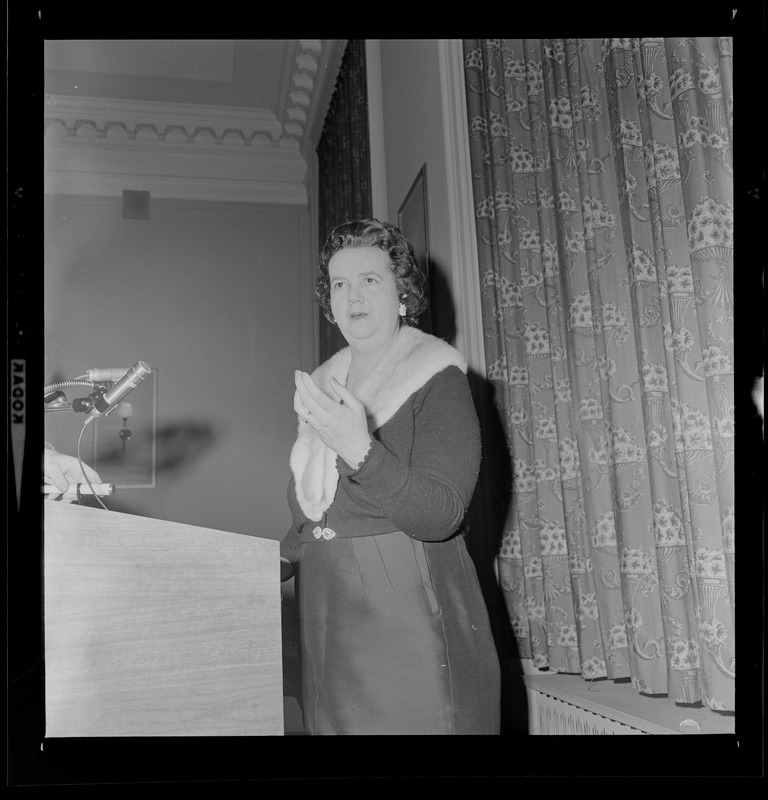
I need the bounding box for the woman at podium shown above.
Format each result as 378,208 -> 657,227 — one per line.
282,219 -> 500,735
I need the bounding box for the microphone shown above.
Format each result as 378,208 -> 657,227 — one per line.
85,366 -> 133,382
86,361 -> 152,421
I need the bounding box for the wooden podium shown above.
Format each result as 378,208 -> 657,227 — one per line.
44,501 -> 283,737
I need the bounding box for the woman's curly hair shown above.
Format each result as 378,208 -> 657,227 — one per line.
315,218 -> 429,327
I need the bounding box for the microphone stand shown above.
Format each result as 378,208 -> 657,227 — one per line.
44,362 -> 151,509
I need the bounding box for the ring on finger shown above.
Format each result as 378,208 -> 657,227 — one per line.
302,411 -> 312,424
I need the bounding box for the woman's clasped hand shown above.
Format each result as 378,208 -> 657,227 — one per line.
293,370 -> 371,470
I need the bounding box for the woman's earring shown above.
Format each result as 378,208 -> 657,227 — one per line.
398,302 -> 407,317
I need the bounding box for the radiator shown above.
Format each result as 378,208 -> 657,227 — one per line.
527,686 -> 647,735
523,672 -> 735,735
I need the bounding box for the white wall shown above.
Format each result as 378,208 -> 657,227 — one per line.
378,39 -> 457,342
44,195 -> 314,540
373,39 -> 484,376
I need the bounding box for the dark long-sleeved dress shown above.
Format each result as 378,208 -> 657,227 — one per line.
282,327 -> 500,735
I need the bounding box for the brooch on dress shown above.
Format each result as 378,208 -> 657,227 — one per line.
312,526 -> 336,540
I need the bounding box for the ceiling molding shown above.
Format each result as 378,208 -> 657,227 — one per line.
44,95 -> 301,149
44,169 -> 308,205
282,39 -> 324,144
44,134 -> 308,204
42,40 -> 344,203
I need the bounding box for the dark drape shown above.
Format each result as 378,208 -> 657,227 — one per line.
316,39 -> 373,363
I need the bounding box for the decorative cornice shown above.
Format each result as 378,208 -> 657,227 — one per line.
44,96 -> 301,151
42,40 -> 340,203
44,137 -> 309,204
283,39 -> 323,142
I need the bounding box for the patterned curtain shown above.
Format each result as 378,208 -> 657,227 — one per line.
316,39 -> 373,363
463,38 -> 734,710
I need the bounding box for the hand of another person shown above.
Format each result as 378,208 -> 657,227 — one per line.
294,371 -> 372,469
44,449 -> 102,498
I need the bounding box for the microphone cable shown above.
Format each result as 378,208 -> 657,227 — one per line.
76,416 -> 109,511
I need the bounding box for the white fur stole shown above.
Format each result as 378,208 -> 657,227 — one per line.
289,326 -> 467,521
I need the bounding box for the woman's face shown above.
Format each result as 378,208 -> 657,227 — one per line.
328,246 -> 400,350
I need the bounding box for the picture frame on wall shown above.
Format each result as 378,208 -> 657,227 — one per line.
397,164 -> 433,334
